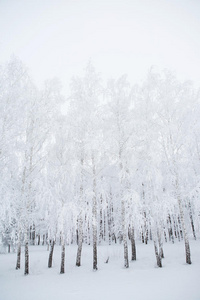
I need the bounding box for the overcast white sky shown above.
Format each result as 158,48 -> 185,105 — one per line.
0,0 -> 200,89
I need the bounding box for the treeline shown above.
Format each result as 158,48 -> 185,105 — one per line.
0,57 -> 200,275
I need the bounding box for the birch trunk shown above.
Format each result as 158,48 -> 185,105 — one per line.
24,229 -> 29,275
16,166 -> 26,270
119,156 -> 129,268
60,238 -> 65,274
168,214 -> 174,243
121,197 -> 129,268
99,195 -> 103,244
48,239 -> 55,268
154,240 -> 162,268
76,158 -> 84,267
16,231 -> 21,270
158,230 -> 164,259
92,155 -> 98,271
107,199 -> 111,245
76,214 -> 83,267
188,201 -> 196,240
176,178 -> 192,264
130,226 -> 136,261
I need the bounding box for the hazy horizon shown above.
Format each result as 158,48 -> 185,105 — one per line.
1,0 -> 200,89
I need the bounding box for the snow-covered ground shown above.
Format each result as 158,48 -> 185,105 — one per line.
0,240 -> 199,300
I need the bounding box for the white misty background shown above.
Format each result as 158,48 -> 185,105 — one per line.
0,1 -> 200,300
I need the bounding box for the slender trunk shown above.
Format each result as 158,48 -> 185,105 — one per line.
144,211 -> 148,245
48,240 -> 55,268
142,186 -> 148,244
76,214 -> 83,267
93,230 -> 98,271
176,179 -> 192,264
42,234 -> 45,245
60,240 -> 65,274
168,214 -> 174,243
103,210 -> 106,242
158,230 -> 164,259
141,226 -> 144,244
178,216 -> 183,240
141,229 -> 144,243
16,231 -> 21,270
16,166 -> 26,271
150,227 -> 152,241
30,224 -> 36,245
108,203 -> 111,245
110,194 -> 116,244
173,216 -> 178,239
145,228 -> 148,244
188,201 -> 196,240
99,195 -> 103,244
164,228 -> 167,242
130,226 -> 136,261
176,218 -> 181,241
122,199 -> 129,268
76,158 -> 84,266
24,230 -> 29,275
154,240 -> 162,268
92,155 -> 98,271
119,154 -> 129,268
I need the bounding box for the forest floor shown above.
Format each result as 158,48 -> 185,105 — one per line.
0,239 -> 199,300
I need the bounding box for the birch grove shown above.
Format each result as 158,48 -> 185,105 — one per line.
0,57 -> 200,274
